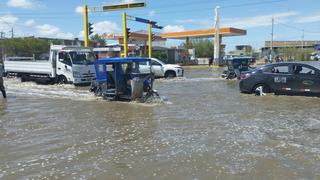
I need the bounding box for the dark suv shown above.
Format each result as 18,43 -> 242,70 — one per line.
239,62 -> 320,96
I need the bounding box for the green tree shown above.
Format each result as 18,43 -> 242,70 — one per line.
191,39 -> 214,58
89,34 -> 105,47
2,37 -> 49,57
152,51 -> 168,62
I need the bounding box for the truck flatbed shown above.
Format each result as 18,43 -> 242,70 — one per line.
4,59 -> 54,77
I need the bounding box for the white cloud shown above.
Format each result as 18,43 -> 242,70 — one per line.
163,25 -> 185,33
176,19 -> 196,23
6,0 -> 34,8
0,14 -> 18,25
295,13 -> 320,23
92,21 -> 120,35
222,11 -> 298,28
75,5 -> 83,15
78,30 -> 84,38
0,14 -> 18,31
35,24 -> 74,39
148,10 -> 156,17
24,19 -> 35,27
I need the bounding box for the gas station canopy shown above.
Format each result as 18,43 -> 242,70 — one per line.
161,27 -> 246,39
100,27 -> 246,45
101,32 -> 165,44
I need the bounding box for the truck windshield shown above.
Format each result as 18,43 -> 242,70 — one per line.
69,51 -> 95,65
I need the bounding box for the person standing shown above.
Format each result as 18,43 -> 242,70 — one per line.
0,64 -> 6,98
208,57 -> 213,67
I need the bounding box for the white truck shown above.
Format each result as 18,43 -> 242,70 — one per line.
150,58 -> 184,78
4,45 -> 96,85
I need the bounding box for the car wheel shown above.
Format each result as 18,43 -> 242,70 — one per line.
252,84 -> 271,94
165,71 -> 176,78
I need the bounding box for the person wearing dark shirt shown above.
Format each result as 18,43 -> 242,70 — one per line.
0,64 -> 6,98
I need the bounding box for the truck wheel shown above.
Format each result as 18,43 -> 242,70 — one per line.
20,75 -> 28,82
57,76 -> 68,84
165,71 -> 176,78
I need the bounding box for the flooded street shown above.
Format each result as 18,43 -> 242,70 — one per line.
1,68 -> 320,179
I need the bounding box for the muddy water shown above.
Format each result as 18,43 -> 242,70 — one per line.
1,68 -> 320,179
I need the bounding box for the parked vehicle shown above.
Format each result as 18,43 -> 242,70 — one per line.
4,45 -> 96,85
221,57 -> 253,79
90,57 -> 159,101
310,53 -> 320,61
239,62 -> 320,96
149,58 -> 184,78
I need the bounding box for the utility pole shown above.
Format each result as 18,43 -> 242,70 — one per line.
213,5 -> 220,66
270,17 -> 274,63
0,32 -> 4,62
10,28 -> 13,38
301,29 -> 304,50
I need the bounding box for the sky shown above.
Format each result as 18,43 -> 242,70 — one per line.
0,0 -> 319,52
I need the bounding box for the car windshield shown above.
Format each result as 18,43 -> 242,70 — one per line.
69,51 -> 95,65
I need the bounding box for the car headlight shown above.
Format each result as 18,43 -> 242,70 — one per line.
73,71 -> 81,78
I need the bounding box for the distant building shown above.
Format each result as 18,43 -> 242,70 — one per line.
264,40 -> 320,49
261,40 -> 320,57
228,45 -> 253,56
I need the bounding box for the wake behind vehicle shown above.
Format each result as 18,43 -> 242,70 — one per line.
239,61 -> 320,96
90,57 -> 159,101
4,45 -> 96,85
221,57 -> 254,79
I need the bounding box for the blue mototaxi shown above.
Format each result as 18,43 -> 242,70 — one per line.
90,57 -> 159,101
221,57 -> 253,79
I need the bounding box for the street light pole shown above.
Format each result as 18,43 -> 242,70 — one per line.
270,17 -> 274,62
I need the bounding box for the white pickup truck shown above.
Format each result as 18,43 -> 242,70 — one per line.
149,58 -> 184,78
4,45 -> 96,85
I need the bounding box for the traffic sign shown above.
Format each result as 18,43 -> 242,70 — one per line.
103,2 -> 145,11
152,24 -> 163,29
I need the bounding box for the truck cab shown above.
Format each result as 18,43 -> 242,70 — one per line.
53,46 -> 96,84
4,45 -> 96,85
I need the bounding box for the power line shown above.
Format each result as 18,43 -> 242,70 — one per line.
220,0 -> 287,8
275,20 -> 320,34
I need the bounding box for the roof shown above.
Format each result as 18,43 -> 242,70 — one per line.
161,27 -> 246,39
96,57 -> 151,64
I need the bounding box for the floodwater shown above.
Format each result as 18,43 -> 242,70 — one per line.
1,68 -> 320,179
